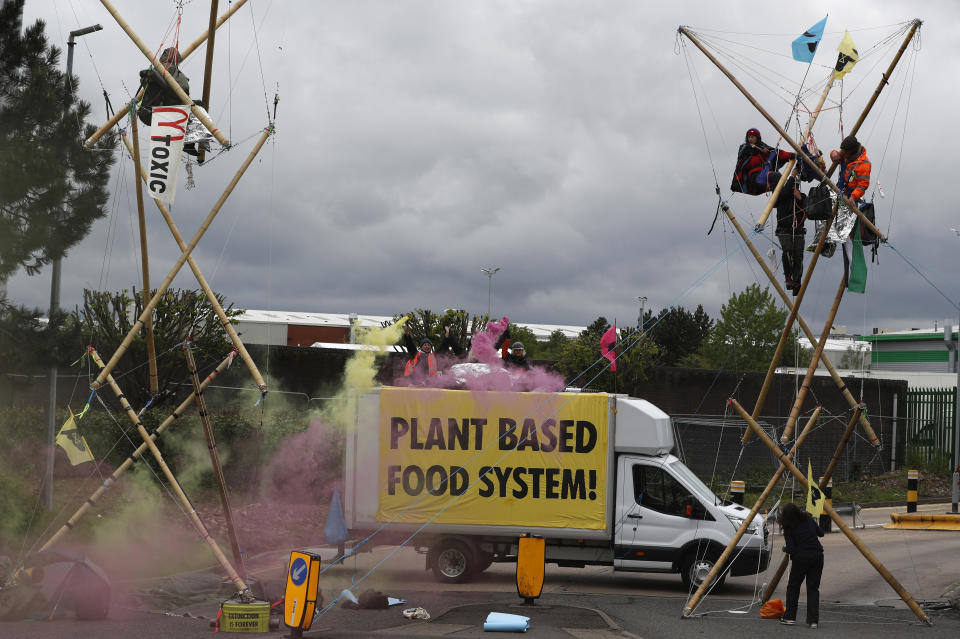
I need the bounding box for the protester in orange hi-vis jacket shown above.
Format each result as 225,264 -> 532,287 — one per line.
830,135 -> 871,206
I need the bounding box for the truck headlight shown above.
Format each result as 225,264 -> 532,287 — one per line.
727,515 -> 760,534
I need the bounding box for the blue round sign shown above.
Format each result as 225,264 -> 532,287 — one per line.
290,557 -> 308,586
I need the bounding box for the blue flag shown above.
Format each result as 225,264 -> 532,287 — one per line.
792,16 -> 827,63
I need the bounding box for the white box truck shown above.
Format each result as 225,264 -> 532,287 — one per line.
343,387 -> 770,588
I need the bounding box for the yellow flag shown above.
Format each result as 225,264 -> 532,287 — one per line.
833,30 -> 859,78
806,460 -> 824,517
56,407 -> 95,466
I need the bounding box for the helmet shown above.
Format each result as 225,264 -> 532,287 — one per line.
420,338 -> 432,347
746,128 -> 762,142
511,342 -> 525,351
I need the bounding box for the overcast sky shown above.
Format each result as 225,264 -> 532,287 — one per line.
9,1 -> 960,336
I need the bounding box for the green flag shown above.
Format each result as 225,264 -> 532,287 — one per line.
848,223 -> 867,293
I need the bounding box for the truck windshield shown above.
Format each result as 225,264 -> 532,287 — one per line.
668,460 -> 720,505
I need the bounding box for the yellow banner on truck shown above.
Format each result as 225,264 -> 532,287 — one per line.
377,387 -> 609,529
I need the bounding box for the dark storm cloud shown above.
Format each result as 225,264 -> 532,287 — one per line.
7,1 -> 958,335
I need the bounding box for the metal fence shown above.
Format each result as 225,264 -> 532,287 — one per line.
897,387 -> 957,470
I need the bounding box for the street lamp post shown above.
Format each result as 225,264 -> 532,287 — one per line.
480,267 -> 501,318
46,23 -> 103,511
637,296 -> 647,331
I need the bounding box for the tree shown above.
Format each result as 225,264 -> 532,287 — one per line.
557,317 -> 656,392
839,345 -> 869,370
645,304 -> 713,366
390,308 -> 477,352
0,300 -> 82,372
0,0 -> 115,284
697,284 -> 803,372
80,288 -> 240,409
536,329 -> 570,361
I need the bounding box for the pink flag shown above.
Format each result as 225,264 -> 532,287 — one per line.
600,322 -> 617,372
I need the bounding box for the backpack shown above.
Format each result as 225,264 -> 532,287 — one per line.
857,202 -> 880,261
804,183 -> 834,220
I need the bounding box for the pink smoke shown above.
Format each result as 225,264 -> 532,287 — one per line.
393,317 -> 565,393
469,316 -> 510,365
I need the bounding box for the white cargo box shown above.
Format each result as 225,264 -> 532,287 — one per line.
613,397 -> 674,455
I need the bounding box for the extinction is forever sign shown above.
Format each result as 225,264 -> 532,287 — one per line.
377,387 -> 609,529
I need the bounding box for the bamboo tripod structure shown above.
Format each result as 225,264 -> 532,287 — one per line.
39,350 -> 237,553
761,405 -> 865,602
98,0 -> 229,147
730,400 -> 930,624
677,21 -> 927,623
88,347 -> 250,598
183,340 -> 243,570
129,114 -> 159,395
35,1 -> 276,592
84,0 -> 249,149
681,406 -> 823,616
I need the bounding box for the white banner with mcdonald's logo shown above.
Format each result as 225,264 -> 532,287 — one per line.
148,105 -> 188,204
377,387 -> 609,529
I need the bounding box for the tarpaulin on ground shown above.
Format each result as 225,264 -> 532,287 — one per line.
377,387 -> 609,529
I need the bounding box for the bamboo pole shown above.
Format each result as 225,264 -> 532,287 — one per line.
754,75 -> 835,230
728,399 -> 930,625
92,126 -> 271,392
781,275 -> 847,442
197,0 -> 220,165
98,0 -> 229,147
87,348 -> 249,598
722,205 -> 881,444
183,340 -> 243,570
761,406 -> 864,603
129,114 -> 159,395
741,199 -> 838,444
84,0 -> 249,148
678,27 -> 883,241
119,132 -> 267,390
683,407 -> 822,617
38,351 -> 237,553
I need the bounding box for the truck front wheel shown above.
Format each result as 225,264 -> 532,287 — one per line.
680,550 -> 726,591
430,539 -> 475,583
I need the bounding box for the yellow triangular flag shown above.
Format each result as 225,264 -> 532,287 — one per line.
833,30 -> 859,78
56,407 -> 95,466
806,460 -> 824,517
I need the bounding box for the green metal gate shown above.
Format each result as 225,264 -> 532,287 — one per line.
897,387 -> 957,471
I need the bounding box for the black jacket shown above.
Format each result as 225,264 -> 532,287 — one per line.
783,516 -> 824,555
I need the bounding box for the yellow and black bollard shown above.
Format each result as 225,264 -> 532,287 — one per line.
730,480 -> 745,505
819,476 -> 832,532
284,550 -> 322,638
907,470 -> 919,513
516,535 -> 545,606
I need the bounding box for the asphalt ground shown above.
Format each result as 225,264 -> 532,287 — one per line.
1,502 -> 957,638
1,588 -> 957,639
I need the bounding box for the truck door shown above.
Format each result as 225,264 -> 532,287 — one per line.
614,458 -> 703,571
